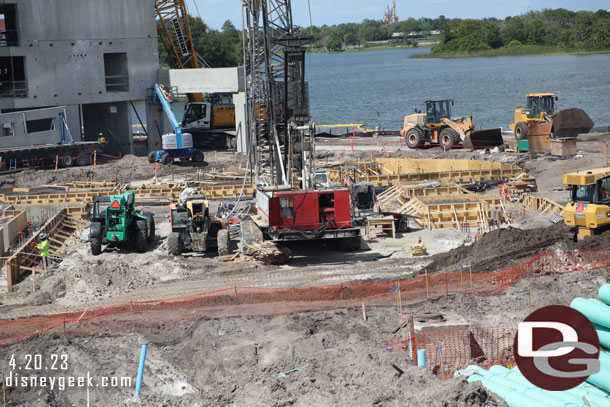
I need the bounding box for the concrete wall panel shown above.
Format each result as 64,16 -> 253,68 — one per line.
167,68 -> 242,94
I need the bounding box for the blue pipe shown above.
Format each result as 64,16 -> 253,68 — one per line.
417,349 -> 426,368
134,343 -> 148,397
599,284 -> 610,305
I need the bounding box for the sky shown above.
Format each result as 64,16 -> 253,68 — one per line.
188,0 -> 609,30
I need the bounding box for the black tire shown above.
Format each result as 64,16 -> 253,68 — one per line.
514,122 -> 529,141
90,236 -> 102,256
161,153 -> 172,165
135,220 -> 148,253
60,154 -> 74,168
217,229 -> 231,256
439,127 -> 460,150
405,128 -> 425,149
76,153 -> 89,167
191,151 -> 204,162
167,232 -> 182,255
144,212 -> 155,243
147,151 -> 156,163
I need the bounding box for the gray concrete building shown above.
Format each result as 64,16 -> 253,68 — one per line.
0,0 -> 159,154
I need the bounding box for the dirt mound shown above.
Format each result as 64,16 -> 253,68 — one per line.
424,223 -> 576,275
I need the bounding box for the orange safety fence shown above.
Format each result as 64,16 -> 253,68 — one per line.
380,325 -> 518,381
0,249 -> 609,347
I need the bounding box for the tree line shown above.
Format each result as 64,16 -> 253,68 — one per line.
432,9 -> 610,54
158,8 -> 610,67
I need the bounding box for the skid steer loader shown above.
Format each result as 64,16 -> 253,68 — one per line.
400,99 -> 503,150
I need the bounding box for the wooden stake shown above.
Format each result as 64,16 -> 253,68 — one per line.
91,151 -> 97,181
397,283 -> 402,313
425,270 -> 429,298
528,292 -> 531,314
469,266 -> 473,289
54,155 -> 58,172
460,267 -> 463,291
362,302 -> 367,321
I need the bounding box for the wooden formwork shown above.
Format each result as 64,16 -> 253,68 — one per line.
4,208 -> 86,290
327,159 -> 522,186
375,158 -> 517,174
522,195 -> 565,218
0,182 -> 256,205
378,184 -> 464,210
389,194 -> 509,230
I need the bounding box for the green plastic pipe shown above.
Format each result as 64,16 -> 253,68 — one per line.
485,366 -> 587,406
491,366 -> 610,406
599,284 -> 610,305
586,350 -> 610,393
570,298 -> 610,330
595,324 -> 610,349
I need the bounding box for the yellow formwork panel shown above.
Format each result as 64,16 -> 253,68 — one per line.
376,158 -> 516,174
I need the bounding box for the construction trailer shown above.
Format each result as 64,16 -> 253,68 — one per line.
0,0 -> 159,156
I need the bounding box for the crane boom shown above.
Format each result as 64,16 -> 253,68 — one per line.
155,0 -> 204,102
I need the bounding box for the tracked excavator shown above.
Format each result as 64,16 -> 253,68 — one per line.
400,99 -> 503,150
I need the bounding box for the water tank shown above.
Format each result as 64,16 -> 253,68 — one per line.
162,133 -> 193,150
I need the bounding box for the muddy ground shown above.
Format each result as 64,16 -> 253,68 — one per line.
1,134 -> 610,405
1,267 -> 607,406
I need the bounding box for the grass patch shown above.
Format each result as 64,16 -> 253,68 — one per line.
410,45 -> 610,59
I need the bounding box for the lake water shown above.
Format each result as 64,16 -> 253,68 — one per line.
306,48 -> 610,131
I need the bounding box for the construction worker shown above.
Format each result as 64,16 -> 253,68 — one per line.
37,233 -> 49,272
97,132 -> 106,143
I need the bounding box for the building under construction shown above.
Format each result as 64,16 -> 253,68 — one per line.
0,1 -> 608,406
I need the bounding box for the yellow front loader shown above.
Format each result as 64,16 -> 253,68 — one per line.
563,168 -> 610,240
400,99 -> 503,150
510,93 -> 558,140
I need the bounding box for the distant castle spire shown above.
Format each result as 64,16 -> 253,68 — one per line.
383,1 -> 398,25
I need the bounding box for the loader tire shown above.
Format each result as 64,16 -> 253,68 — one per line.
90,236 -> 102,256
144,212 -> 155,243
135,220 -> 148,253
217,229 -> 231,256
514,122 -> 528,141
405,128 -> 425,149
439,127 -> 460,150
167,232 -> 182,256
147,151 -> 156,163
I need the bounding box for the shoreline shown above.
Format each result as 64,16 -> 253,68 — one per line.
410,47 -> 610,59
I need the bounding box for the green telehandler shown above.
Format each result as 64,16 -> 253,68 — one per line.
89,191 -> 155,255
